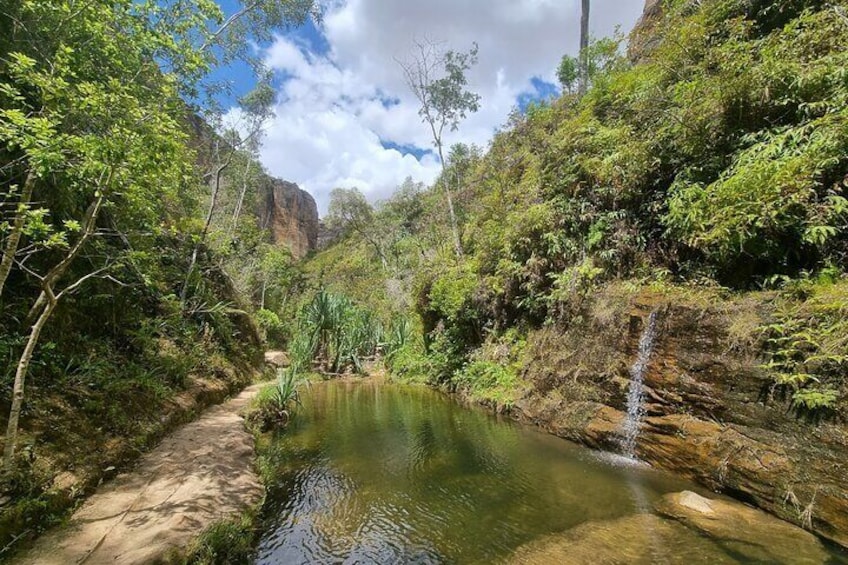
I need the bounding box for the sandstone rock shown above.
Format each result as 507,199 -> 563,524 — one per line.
508,514 -> 736,565
264,350 -> 290,368
657,491 -> 830,564
515,291 -> 848,549
260,178 -> 319,259
628,0 -> 666,62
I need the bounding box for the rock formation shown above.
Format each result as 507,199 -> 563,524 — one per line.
629,0 -> 674,62
259,178 -> 319,259
512,291 -> 848,549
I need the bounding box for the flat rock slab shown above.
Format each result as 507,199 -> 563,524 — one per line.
656,491 -> 830,564
17,384 -> 265,565
507,513 -> 737,564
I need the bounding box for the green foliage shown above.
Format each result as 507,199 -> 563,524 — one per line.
454,361 -> 518,406
0,0 -> 314,551
179,511 -> 258,565
296,290 -> 381,374
255,309 -> 286,345
452,329 -> 526,408
557,56 -> 579,93
760,279 -> 848,415
250,368 -> 309,431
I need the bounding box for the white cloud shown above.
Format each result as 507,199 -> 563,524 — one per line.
253,0 -> 645,215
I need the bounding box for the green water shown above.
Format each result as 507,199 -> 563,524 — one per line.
254,380 -> 846,564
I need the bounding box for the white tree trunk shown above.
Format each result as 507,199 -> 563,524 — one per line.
3,297 -> 56,473
437,144 -> 463,258
0,171 -> 36,298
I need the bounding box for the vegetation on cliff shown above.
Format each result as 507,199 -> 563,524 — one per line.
298,0 -> 848,416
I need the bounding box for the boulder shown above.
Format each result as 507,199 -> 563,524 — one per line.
508,514 -> 736,564
264,351 -> 290,368
656,491 -> 830,564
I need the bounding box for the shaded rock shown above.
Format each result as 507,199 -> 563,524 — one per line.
264,350 -> 290,368
507,514 -> 736,564
656,491 -> 830,564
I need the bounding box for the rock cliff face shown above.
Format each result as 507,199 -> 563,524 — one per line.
259,178 -> 319,259
511,289 -> 848,549
629,0 -> 665,62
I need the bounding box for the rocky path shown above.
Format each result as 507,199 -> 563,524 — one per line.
17,383 -> 266,565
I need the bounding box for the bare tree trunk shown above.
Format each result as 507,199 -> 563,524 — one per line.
0,170 -> 36,298
229,159 -> 252,238
3,294 -> 56,473
437,144 -> 463,258
181,149 -> 233,303
579,0 -> 591,96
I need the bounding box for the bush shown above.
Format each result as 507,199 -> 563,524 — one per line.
255,309 -> 286,346
247,368 -> 308,432
760,279 -> 848,417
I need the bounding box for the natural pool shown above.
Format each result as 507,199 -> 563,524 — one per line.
254,380 -> 847,564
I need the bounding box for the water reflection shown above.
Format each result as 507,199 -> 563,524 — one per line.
254,381 -> 842,564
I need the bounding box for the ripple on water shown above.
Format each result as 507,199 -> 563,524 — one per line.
254,381 -> 848,565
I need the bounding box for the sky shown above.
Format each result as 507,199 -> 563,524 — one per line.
223,0 -> 646,215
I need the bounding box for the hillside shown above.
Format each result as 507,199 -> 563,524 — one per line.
0,0 -> 318,555
292,0 -> 848,545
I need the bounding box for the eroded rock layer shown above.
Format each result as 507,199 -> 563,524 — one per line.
512,290 -> 848,548
259,178 -> 319,259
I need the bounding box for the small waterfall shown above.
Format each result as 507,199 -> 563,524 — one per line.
618,310 -> 660,459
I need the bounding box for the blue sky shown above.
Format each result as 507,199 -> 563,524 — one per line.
215,0 -> 645,214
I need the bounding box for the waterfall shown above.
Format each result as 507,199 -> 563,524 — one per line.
618,310 -> 660,459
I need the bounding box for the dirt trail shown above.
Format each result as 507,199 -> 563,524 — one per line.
17,383 -> 266,565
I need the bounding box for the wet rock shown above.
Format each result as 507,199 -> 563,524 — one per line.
514,291 -> 848,548
507,513 -> 736,564
656,491 -> 830,564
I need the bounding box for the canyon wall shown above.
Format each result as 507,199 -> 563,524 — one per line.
511,288 -> 848,549
258,178 -> 319,259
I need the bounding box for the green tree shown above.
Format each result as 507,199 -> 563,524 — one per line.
327,187 -> 390,269
398,40 -> 481,258
0,0 -> 315,473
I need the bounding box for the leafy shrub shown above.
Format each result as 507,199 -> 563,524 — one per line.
255,309 -> 286,346
180,512 -> 258,565
248,368 -> 308,431
760,279 -> 848,416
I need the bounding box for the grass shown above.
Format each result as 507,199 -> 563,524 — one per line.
172,509 -> 259,565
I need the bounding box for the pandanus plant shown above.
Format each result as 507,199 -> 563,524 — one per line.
298,290 -> 382,374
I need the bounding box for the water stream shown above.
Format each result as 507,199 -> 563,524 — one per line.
618,310 -> 660,459
252,380 -> 847,564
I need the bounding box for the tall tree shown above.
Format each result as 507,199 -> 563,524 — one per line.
579,0 -> 591,95
398,40 -> 481,258
0,0 -> 315,474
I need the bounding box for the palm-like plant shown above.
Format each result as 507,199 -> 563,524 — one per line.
298,290 -> 382,374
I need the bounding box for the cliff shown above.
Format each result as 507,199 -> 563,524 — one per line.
511,286 -> 848,548
628,0 -> 665,61
259,178 -> 319,259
